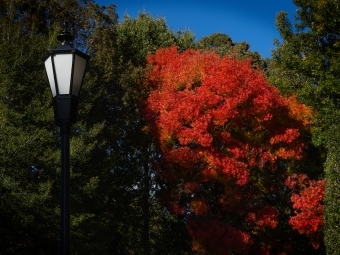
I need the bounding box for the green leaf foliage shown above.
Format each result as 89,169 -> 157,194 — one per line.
90,11 -> 195,254
197,32 -> 265,68
0,3 -> 195,254
267,1 -> 340,253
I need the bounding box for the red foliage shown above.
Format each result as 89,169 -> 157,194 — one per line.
141,46 -> 317,254
285,174 -> 325,248
246,206 -> 279,231
187,217 -> 251,255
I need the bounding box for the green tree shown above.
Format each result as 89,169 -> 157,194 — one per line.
267,0 -> 340,253
197,33 -> 265,68
0,5 -> 196,253
0,1 -> 62,253
0,1 -> 121,254
96,12 -> 196,254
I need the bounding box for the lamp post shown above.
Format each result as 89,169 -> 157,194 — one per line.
43,22 -> 90,255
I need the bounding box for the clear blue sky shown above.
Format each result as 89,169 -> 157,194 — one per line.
96,0 -> 297,58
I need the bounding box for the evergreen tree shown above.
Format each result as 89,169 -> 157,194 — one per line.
0,3 -> 197,253
0,1 -> 120,254
267,0 -> 340,253
97,12 -> 196,254
197,32 -> 265,68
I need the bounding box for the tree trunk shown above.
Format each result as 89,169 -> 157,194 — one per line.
142,158 -> 150,255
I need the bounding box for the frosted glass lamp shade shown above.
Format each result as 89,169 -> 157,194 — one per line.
43,48 -> 90,98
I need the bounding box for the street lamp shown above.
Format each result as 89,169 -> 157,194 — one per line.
43,22 -> 90,255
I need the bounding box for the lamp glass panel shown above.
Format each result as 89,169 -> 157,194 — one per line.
72,54 -> 87,97
54,54 -> 73,95
44,56 -> 57,97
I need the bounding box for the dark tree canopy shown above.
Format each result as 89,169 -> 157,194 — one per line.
0,0 -> 329,254
267,0 -> 339,253
0,3 -> 195,254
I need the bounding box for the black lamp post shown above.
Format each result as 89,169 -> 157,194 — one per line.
43,22 -> 90,255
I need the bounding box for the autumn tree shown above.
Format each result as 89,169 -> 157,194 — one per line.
267,0 -> 340,253
141,46 -> 323,254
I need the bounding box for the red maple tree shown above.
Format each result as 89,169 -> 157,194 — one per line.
140,46 -> 323,254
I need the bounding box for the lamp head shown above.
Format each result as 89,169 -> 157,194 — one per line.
43,21 -> 90,125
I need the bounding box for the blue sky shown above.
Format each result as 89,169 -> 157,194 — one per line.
96,0 -> 297,58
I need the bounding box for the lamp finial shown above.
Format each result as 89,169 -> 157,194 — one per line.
57,20 -> 74,45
